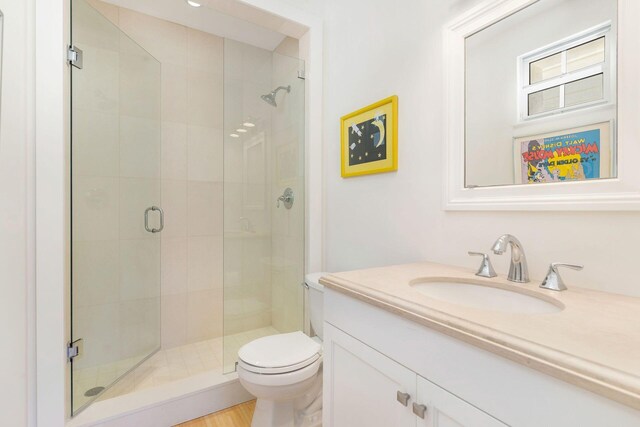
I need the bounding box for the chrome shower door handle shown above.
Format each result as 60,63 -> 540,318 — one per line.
144,207 -> 152,232
144,206 -> 164,233
156,206 -> 164,233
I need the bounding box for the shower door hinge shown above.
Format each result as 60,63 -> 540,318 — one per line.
297,68 -> 305,80
68,45 -> 83,69
67,338 -> 83,362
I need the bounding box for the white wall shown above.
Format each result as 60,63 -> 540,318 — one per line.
0,0 -> 34,425
319,0 -> 640,297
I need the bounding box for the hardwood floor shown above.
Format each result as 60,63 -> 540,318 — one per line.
176,400 -> 256,427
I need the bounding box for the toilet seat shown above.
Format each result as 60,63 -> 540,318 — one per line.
238,331 -> 322,375
237,357 -> 322,387
239,353 -> 321,374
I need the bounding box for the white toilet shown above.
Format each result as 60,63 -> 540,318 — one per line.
237,272 -> 326,427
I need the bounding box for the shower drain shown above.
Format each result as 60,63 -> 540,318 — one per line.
84,386 -> 105,397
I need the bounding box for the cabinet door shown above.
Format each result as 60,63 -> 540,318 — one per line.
324,323 -> 417,427
416,376 -> 507,427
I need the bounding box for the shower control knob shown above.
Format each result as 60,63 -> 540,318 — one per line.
277,188 -> 294,209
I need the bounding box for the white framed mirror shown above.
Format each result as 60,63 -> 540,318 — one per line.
444,0 -> 640,210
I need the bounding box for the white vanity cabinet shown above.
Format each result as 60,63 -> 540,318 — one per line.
416,376 -> 506,427
325,323 -> 506,427
325,323 -> 416,426
323,287 -> 640,427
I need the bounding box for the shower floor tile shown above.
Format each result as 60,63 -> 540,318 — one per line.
72,326 -> 279,405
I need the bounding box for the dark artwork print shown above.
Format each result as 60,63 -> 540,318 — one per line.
348,114 -> 387,166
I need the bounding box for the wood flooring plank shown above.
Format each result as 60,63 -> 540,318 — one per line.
177,419 -> 207,427
175,400 -> 255,427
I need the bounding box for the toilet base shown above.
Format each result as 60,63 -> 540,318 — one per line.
247,367 -> 323,427
252,399 -> 294,427
251,399 -> 322,427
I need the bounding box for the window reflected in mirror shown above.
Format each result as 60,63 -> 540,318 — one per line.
567,37 -> 605,72
529,53 -> 562,84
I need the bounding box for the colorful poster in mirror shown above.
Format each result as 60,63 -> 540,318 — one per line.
341,96 -> 398,177
514,121 -> 612,184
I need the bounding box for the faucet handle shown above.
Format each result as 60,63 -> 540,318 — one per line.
468,252 -> 497,278
540,263 -> 583,292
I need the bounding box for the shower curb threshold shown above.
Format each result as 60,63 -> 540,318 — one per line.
66,371 -> 252,427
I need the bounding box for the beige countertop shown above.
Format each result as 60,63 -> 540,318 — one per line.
320,261 -> 640,411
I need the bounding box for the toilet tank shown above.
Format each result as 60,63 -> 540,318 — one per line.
305,272 -> 327,340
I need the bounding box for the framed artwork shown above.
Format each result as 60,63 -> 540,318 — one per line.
341,95 -> 398,177
513,121 -> 613,184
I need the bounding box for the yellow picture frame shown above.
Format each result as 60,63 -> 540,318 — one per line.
340,95 -> 398,177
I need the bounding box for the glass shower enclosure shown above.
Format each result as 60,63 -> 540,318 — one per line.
70,0 -> 161,413
69,0 -> 306,416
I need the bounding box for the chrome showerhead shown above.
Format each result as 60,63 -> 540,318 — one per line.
261,85 -> 290,107
261,93 -> 278,107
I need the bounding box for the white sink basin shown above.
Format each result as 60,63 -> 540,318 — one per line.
411,280 -> 563,314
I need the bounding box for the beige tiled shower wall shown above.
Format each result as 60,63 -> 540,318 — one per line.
270,38 -> 305,333
89,0 -> 224,349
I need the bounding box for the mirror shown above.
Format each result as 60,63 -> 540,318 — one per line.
464,0 -> 617,188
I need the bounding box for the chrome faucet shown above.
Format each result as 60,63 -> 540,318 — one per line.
491,234 -> 529,283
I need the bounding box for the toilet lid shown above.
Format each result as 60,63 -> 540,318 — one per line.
238,331 -> 321,369
238,353 -> 321,375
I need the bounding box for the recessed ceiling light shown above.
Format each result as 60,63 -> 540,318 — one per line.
237,128 -> 247,133
243,122 -> 255,128
230,133 -> 240,138
186,0 -> 202,7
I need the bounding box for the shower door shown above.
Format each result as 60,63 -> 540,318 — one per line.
70,0 -> 161,414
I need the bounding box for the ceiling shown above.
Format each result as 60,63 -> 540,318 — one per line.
103,0 -> 308,51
